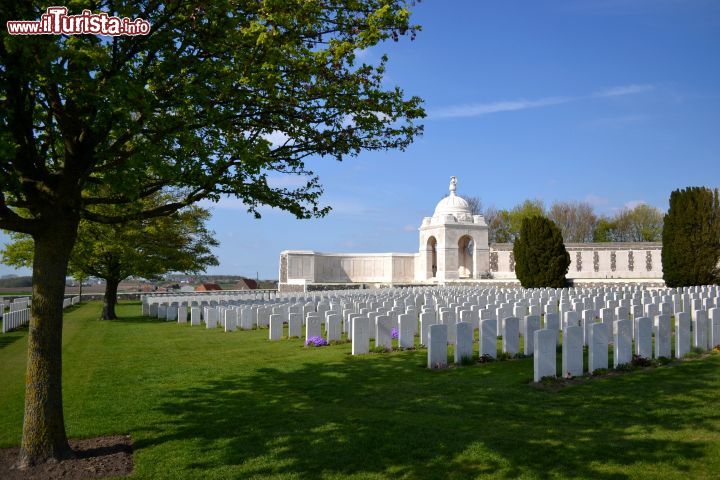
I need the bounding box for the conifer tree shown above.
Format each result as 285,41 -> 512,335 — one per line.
513,216 -> 570,288
661,187 -> 720,287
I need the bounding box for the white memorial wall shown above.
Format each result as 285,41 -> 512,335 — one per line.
279,178 -> 664,291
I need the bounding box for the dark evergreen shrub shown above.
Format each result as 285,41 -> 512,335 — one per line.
513,216 -> 570,288
662,187 -> 720,287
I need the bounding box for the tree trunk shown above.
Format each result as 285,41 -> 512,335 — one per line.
18,224 -> 78,467
101,277 -> 120,320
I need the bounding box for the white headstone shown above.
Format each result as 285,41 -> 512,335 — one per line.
588,322 -> 608,373
420,311 -> 437,346
599,308 -> 614,328
306,314 -> 321,339
614,319 -> 632,367
240,308 -> 255,329
177,306 -> 188,323
502,317 -> 519,355
398,313 -> 415,348
375,315 -> 393,349
454,322 -> 473,364
190,307 -> 201,326
224,309 -> 237,332
659,302 -> 673,316
269,314 -> 283,340
654,314 -> 671,358
479,318 -> 497,358
351,316 -> 369,355
581,309 -> 596,346
534,329 -> 556,382
288,312 -> 302,337
523,315 -> 541,356
441,310 -> 457,345
564,311 -> 579,329
710,308 -> 720,349
326,314 -> 342,342
635,317 -> 652,359
676,312 -> 691,358
206,308 -> 218,329
693,310 -> 709,351
562,325 -> 583,377
428,324 -> 448,369
544,312 -> 560,332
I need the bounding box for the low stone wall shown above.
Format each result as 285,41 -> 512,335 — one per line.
281,250 -> 417,284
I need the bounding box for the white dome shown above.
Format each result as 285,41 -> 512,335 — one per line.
431,176 -> 473,222
433,192 -> 472,218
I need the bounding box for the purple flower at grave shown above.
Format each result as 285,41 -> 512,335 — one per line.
305,336 -> 328,347
391,327 -> 399,339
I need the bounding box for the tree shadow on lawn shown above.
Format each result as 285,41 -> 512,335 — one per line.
139,352 -> 719,479
110,316 -> 171,325
0,330 -> 25,349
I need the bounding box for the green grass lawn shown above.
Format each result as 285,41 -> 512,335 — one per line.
1,301 -> 719,479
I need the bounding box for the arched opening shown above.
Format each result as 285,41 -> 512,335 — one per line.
426,236 -> 437,278
458,235 -> 474,278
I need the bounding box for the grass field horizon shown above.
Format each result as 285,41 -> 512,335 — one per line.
1,301 -> 719,479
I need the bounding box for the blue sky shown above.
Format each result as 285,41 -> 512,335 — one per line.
2,0 -> 719,279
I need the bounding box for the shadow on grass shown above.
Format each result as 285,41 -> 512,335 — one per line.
138,350 -> 719,479
0,333 -> 23,349
110,316 -> 169,325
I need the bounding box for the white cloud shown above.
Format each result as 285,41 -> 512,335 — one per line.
624,200 -> 646,209
593,84 -> 654,98
430,84 -> 654,120
431,96 -> 573,119
261,131 -> 292,148
403,224 -> 417,232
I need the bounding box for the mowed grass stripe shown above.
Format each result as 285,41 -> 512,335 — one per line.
0,301 -> 719,479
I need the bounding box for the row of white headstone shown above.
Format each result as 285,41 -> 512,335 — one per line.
0,296 -> 79,334
62,295 -> 81,309
1,308 -> 30,333
142,286 -> 719,331
0,297 -> 31,313
143,286 -> 720,377
423,308 -> 720,382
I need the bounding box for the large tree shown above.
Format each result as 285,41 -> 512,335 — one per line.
485,200 -> 545,244
593,216 -> 616,242
513,216 -> 570,288
0,1 -> 424,466
662,187 -> 720,287
2,205 -> 219,320
614,204 -> 664,242
547,201 -> 597,243
592,205 -> 663,242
